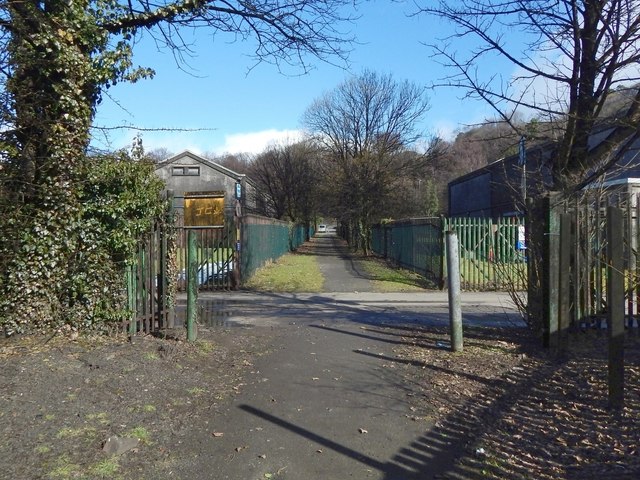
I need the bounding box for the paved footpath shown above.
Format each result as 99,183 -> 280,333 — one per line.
170,235 -> 524,479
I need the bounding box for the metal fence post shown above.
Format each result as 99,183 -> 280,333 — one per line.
186,229 -> 198,342
446,231 -> 463,352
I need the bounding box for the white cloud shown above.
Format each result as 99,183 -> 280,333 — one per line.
431,120 -> 457,141
217,129 -> 304,155
97,128 -> 305,157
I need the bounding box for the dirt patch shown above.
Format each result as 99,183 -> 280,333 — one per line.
387,326 -> 640,479
0,326 -> 279,480
1,324 -> 638,480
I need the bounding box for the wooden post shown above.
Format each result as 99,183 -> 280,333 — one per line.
446,231 -> 463,352
149,224 -> 157,332
559,212 -> 572,352
526,197 -> 541,328
543,193 -> 561,348
607,206 -> 624,410
438,216 -> 446,290
186,229 -> 198,342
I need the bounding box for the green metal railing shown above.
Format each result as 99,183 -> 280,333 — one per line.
372,218 -> 444,287
444,217 -> 526,291
241,214 -> 309,282
372,216 -> 526,291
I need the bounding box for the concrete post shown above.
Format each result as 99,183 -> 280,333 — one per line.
446,231 -> 463,352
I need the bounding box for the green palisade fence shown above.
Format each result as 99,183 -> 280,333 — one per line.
372,218 -> 444,287
444,217 -> 526,291
241,214 -> 309,282
372,216 -> 526,291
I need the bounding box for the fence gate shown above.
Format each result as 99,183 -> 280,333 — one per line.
174,191 -> 238,291
445,217 -> 527,290
175,221 -> 238,291
125,218 -> 171,335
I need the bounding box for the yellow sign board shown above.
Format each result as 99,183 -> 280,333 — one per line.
184,192 -> 225,227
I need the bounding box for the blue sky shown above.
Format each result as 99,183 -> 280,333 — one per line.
92,2 -> 511,156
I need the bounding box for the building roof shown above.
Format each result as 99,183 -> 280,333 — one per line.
156,150 -> 247,182
448,130 -> 640,188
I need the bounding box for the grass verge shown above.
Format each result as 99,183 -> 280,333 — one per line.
359,256 -> 436,292
244,249 -> 435,293
243,253 -> 323,292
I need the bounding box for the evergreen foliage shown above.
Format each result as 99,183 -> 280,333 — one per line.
0,0 -> 352,334
0,149 -> 166,335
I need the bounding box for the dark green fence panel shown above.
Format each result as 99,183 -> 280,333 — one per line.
371,226 -> 385,255
372,218 -> 444,286
289,224 -> 308,250
372,216 -> 526,291
241,214 -> 308,282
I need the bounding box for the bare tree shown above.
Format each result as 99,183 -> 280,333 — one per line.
207,152 -> 254,175
303,69 -> 437,253
250,141 -> 320,224
418,0 -> 640,190
146,147 -> 175,162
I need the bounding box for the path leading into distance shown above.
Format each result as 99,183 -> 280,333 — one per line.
167,234 -> 524,479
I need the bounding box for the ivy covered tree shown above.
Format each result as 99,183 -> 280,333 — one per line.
0,0 -> 353,334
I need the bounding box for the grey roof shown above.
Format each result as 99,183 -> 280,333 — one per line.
156,150 -> 246,181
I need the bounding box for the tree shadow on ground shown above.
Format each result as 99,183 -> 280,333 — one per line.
240,327 -> 640,479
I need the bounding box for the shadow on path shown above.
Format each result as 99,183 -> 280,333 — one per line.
239,352 -> 566,480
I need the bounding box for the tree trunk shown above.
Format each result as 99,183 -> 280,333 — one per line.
1,2 -> 98,333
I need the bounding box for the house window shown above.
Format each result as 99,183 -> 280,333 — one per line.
172,166 -> 200,176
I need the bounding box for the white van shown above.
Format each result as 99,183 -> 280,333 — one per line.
318,224 -> 327,233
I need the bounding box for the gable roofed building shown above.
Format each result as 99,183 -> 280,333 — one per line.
155,150 -> 258,217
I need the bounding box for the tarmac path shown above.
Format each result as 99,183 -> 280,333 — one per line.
169,234 -> 524,479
